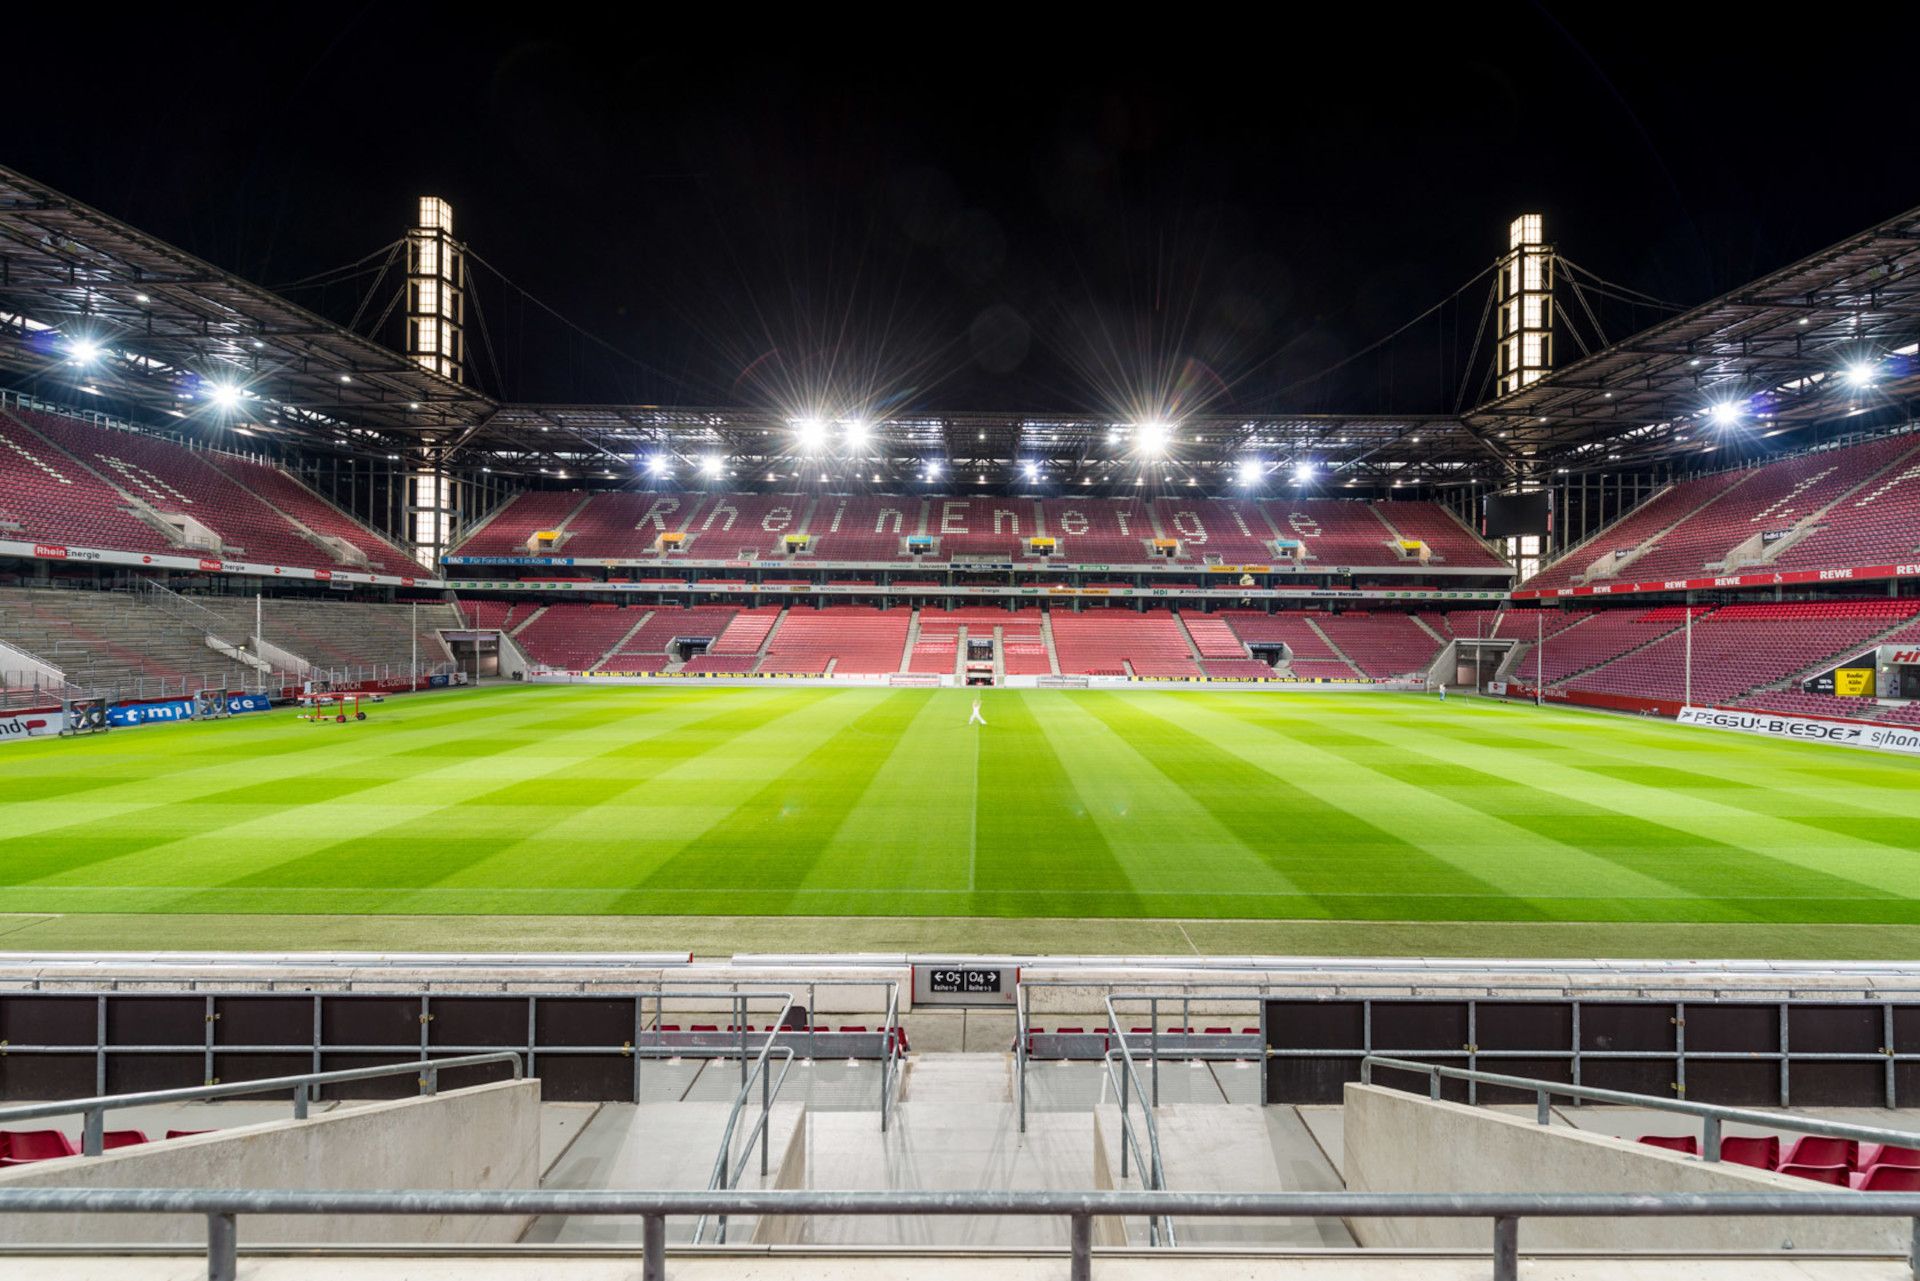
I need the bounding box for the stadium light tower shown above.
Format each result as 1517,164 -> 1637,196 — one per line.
1496,214 -> 1553,396
405,197 -> 465,383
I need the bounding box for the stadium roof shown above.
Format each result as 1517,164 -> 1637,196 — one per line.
3,162 -> 1919,489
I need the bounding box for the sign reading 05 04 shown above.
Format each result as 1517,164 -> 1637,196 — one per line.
928,968 -> 1002,994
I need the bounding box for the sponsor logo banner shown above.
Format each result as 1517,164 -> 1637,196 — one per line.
227,693 -> 273,715
1677,706 -> 1920,757
0,539 -> 441,589
108,698 -> 197,727
1513,560 -> 1920,601
0,708 -> 65,741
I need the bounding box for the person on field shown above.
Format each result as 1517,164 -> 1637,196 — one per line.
1438,682 -> 1447,701
968,695 -> 986,726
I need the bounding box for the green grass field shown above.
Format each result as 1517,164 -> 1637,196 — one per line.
4,683 -> 1920,958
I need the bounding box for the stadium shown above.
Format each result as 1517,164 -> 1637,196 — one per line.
6,15 -> 1920,1278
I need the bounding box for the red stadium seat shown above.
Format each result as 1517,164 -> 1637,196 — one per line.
1776,1162 -> 1850,1186
1719,1135 -> 1780,1170
1851,1164 -> 1920,1191
1638,1134 -> 1698,1156
0,1129 -> 79,1162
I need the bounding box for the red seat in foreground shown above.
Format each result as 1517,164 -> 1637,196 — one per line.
0,1129 -> 79,1163
164,1129 -> 212,1140
1852,1163 -> 1920,1191
1777,1163 -> 1850,1185
1638,1134 -> 1698,1156
102,1130 -> 149,1149
1858,1143 -> 1920,1171
1782,1136 -> 1858,1170
1720,1135 -> 1780,1169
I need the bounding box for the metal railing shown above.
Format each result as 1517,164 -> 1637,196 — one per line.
0,1053 -> 523,1155
1018,986 -> 1269,1131
6,1187 -> 1920,1281
1362,1054 -> 1920,1163
1100,996 -> 1175,1246
693,1045 -> 794,1244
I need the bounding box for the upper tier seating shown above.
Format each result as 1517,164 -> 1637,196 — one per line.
762,607 -> 910,674
679,493 -> 811,559
1260,499 -> 1397,567
440,484 -> 1506,569
1564,600 -> 1920,706
457,491 -> 588,557
19,411 -> 335,568
1037,497 -> 1152,562
202,454 -> 416,571
1524,433 -> 1920,591
1524,471 -> 1752,590
1371,501 -> 1508,568
1622,435 -> 1919,582
1051,609 -> 1199,678
1771,440 -> 1920,570
808,496 -> 923,560
0,413 -> 179,553
561,493 -> 711,557
1314,612 -> 1444,678
930,498 -> 1042,559
1151,498 -> 1275,561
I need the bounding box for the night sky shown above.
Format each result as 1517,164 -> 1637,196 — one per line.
8,6 -> 1919,418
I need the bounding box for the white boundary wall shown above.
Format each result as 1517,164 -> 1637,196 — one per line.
0,1079 -> 540,1244
1342,1082 -> 1902,1254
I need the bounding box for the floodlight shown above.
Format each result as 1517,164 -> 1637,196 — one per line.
1709,400 -> 1744,427
791,418 -> 827,452
68,339 -> 102,366
1135,421 -> 1171,454
1237,458 -> 1263,485
208,382 -> 243,410
1844,361 -> 1876,389
1022,460 -> 1039,479
1292,461 -> 1315,485
843,419 -> 871,448
700,455 -> 724,476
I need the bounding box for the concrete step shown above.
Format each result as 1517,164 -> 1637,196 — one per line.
1096,1104 -> 1354,1248
526,1101 -> 804,1245
768,1104 -> 1104,1246
902,1052 -> 1010,1103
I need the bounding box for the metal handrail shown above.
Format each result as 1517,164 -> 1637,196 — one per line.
7,1187 -> 1920,1281
693,1045 -> 795,1244
878,979 -> 905,1131
1101,996 -> 1175,1246
0,1052 -> 523,1155
1361,1054 -> 1920,1161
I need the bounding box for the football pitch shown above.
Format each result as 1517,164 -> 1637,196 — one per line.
4,682 -> 1920,959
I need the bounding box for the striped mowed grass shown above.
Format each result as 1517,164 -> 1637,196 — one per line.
2,682 -> 1919,938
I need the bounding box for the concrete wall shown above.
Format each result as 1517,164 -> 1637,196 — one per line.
1342,1083 -> 1903,1254
0,1079 -> 540,1245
